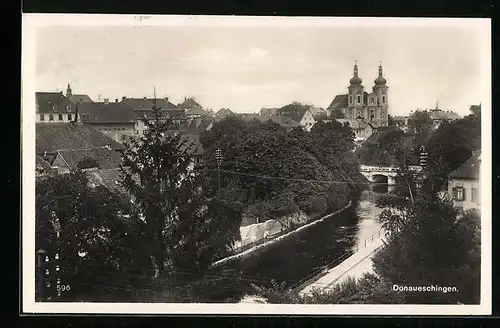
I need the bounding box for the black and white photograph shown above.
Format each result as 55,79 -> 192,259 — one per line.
22,15 -> 491,315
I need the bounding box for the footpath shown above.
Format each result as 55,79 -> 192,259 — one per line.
299,231 -> 386,295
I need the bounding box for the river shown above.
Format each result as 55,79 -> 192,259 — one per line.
188,184 -> 394,303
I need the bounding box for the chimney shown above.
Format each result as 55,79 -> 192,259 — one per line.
104,98 -> 109,104
122,96 -> 126,101
143,97 -> 147,100
115,99 -> 118,103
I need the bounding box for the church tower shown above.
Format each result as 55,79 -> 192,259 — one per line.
66,83 -> 72,98
372,62 -> 389,127
347,61 -> 365,119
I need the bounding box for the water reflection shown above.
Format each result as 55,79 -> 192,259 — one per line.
190,184 -> 393,303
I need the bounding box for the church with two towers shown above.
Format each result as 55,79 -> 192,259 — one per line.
328,61 -> 389,128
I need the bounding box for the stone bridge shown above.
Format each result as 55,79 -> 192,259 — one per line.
359,165 -> 422,185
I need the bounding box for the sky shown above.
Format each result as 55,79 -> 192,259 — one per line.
34,17 -> 490,116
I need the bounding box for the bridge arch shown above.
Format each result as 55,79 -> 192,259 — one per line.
371,174 -> 388,184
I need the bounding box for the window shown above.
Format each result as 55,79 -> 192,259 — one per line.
370,97 -> 374,104
471,187 -> 478,203
382,95 -> 386,103
67,113 -> 72,121
349,95 -> 353,104
49,114 -> 54,121
453,187 -> 465,201
58,114 -> 63,121
357,95 -> 361,104
40,114 -> 45,121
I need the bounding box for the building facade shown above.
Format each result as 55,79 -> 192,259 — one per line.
36,92 -> 80,123
328,61 -> 389,128
447,151 -> 481,211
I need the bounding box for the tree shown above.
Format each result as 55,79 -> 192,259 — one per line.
35,169 -> 149,301
373,183 -> 481,304
120,104 -> 242,288
408,110 -> 432,134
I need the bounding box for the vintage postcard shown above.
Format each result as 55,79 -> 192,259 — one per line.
22,14 -> 491,315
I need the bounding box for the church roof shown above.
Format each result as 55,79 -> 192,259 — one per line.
327,94 -> 348,111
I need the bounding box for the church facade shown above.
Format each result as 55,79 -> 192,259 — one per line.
328,62 -> 389,128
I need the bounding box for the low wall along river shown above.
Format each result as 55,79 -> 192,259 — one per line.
188,184 -> 392,303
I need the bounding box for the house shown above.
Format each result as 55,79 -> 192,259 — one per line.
215,108 -> 235,121
427,106 -> 462,130
36,122 -> 124,165
447,150 -> 481,211
178,133 -> 205,169
278,106 -> 316,129
309,106 -> 328,118
51,147 -> 124,174
36,91 -> 79,123
78,100 -> 137,143
65,84 -> 94,104
36,155 -> 55,178
336,118 -> 376,142
133,108 -> 188,137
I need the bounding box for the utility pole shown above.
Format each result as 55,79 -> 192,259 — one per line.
215,148 -> 223,192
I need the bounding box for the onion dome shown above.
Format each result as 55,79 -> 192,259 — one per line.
350,61 -> 363,85
374,62 -> 387,85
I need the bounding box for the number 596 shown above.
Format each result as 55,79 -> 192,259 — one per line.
57,284 -> 71,292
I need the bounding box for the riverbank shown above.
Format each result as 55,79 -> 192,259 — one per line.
210,201 -> 353,269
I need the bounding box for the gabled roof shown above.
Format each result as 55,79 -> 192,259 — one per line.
69,94 -> 94,103
428,109 -> 462,121
185,107 -> 209,116
178,97 -> 202,109
120,97 -> 178,110
278,107 -> 311,123
86,168 -> 140,194
215,108 -> 235,119
56,148 -> 123,171
36,92 -> 75,114
448,151 -> 480,179
327,94 -> 348,111
309,106 -> 327,117
36,123 -> 124,154
79,102 -> 136,124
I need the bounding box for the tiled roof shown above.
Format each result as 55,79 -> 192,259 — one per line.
134,108 -> 186,119
327,94 -> 348,111
120,97 -> 178,110
278,107 -> 310,123
178,97 -> 202,109
428,109 -> 462,121
185,107 -> 210,116
314,113 -> 330,121
36,92 -> 75,114
36,123 -> 125,154
448,151 -> 480,179
57,148 -> 123,170
309,106 -> 327,117
68,94 -> 93,103
86,168 -> 140,194
215,108 -> 235,119
79,102 -> 136,124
